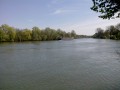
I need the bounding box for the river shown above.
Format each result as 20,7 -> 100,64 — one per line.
0,38 -> 120,90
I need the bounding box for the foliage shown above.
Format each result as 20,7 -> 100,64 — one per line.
0,24 -> 79,42
21,29 -> 32,41
32,27 -> 42,41
91,0 -> 120,19
0,24 -> 16,41
93,23 -> 120,40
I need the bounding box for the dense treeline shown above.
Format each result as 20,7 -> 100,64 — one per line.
0,24 -> 78,42
76,35 -> 91,38
93,23 -> 120,40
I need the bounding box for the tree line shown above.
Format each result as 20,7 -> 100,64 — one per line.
93,23 -> 120,40
0,24 -> 79,42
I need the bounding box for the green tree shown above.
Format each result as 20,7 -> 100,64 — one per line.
65,32 -> 71,38
21,29 -> 32,41
0,24 -> 80,42
0,24 -> 16,41
0,28 -> 5,41
71,30 -> 76,38
44,27 -> 58,40
15,29 -> 23,42
104,30 -> 110,39
91,0 -> 120,19
117,32 -> 120,39
7,27 -> 16,41
93,23 -> 120,40
93,28 -> 105,38
32,27 -> 41,41
108,25 -> 117,39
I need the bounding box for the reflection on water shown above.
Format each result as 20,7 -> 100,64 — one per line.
0,39 -> 120,90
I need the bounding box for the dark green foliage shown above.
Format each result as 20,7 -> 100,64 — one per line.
93,23 -> 120,40
91,0 -> 120,19
0,24 -> 78,42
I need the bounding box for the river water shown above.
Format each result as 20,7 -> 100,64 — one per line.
0,39 -> 120,90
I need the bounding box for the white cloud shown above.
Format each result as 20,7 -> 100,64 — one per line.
52,9 -> 79,15
53,9 -> 64,14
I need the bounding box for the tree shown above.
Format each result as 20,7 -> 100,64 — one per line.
0,24 -> 80,42
104,30 -> 110,39
93,23 -> 120,40
108,25 -> 119,39
0,28 -> 5,41
93,28 -> 105,38
21,29 -> 32,41
15,29 -> 22,42
44,27 -> 58,40
7,27 -> 16,41
32,27 -> 42,41
71,30 -> 76,38
65,32 -> 71,38
115,23 -> 120,30
91,0 -> 120,19
0,24 -> 16,41
57,29 -> 66,39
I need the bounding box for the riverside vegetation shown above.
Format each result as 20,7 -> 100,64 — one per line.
93,23 -> 120,40
0,23 -> 120,42
0,24 -> 89,42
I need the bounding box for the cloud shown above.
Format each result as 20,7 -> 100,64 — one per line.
53,10 -> 64,14
52,9 -> 79,15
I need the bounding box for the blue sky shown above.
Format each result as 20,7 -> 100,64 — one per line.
0,0 -> 120,35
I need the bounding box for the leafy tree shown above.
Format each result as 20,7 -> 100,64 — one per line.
44,27 -> 58,40
7,27 -> 16,41
64,32 -> 71,38
71,30 -> 76,38
0,24 -> 82,42
104,30 -> 110,39
56,29 -> 63,39
93,28 -> 105,38
50,29 -> 58,40
21,29 -> 32,41
32,26 -> 42,41
117,32 -> 120,39
108,25 -> 118,38
57,29 -> 67,39
91,0 -> 120,19
115,23 -> 120,30
0,24 -> 16,41
93,23 -> 120,40
0,28 -> 5,41
15,29 -> 22,42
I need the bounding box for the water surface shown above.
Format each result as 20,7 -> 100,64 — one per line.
0,39 -> 120,90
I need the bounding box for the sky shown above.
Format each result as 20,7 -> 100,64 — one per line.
0,0 -> 120,35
